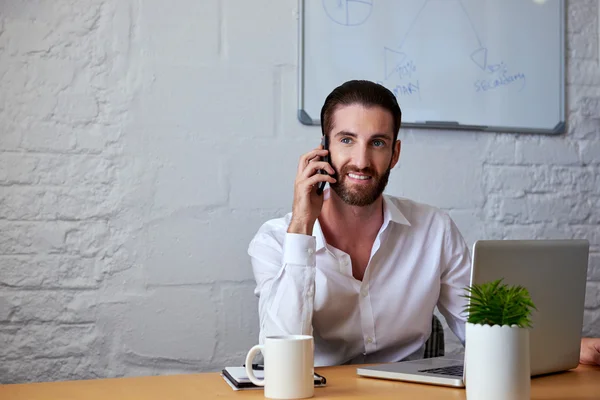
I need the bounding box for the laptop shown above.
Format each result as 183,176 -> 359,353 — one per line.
356,239 -> 590,387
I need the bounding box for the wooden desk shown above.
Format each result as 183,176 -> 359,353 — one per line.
1,363 -> 599,400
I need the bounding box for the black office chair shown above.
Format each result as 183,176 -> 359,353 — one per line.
423,314 -> 445,358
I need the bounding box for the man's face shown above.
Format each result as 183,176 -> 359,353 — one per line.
327,104 -> 400,206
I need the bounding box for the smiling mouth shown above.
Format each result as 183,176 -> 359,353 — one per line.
348,173 -> 372,181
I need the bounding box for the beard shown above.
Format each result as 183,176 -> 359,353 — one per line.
330,163 -> 391,207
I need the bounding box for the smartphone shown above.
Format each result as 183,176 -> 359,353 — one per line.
316,135 -> 330,195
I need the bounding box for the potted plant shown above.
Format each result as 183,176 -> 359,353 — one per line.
462,279 -> 537,400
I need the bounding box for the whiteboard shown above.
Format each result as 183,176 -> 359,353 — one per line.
298,0 -> 565,134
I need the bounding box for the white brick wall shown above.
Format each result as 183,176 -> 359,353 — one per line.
0,0 -> 599,384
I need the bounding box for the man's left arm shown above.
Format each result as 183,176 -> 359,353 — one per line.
436,215 -> 600,366
436,214 -> 471,345
580,337 -> 600,366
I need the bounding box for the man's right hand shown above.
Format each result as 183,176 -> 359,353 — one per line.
287,146 -> 336,235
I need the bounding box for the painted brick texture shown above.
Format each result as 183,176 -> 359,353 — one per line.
0,0 -> 598,384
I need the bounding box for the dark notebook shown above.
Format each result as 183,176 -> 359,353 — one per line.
221,366 -> 326,391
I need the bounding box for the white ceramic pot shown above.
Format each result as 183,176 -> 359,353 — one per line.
465,323 -> 530,400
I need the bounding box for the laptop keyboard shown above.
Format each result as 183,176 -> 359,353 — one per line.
418,365 -> 464,377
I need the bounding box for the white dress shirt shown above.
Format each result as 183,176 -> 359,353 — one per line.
248,190 -> 471,367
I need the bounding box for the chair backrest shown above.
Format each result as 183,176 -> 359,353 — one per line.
423,314 -> 445,358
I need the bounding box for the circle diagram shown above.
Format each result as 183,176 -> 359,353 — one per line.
323,0 -> 373,26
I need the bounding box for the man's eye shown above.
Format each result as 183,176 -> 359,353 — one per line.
373,140 -> 385,147
341,137 -> 352,144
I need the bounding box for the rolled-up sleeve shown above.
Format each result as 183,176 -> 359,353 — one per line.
249,231 -> 317,344
436,214 -> 471,345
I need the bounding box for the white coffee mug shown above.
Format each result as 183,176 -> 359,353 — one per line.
245,335 -> 314,399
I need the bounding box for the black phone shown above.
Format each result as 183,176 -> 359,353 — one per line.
316,135 -> 330,195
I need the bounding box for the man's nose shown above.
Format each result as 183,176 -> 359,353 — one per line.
353,144 -> 371,170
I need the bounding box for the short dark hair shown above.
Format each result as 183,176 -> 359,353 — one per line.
320,80 -> 402,141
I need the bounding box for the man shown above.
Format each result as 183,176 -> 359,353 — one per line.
248,80 -> 600,367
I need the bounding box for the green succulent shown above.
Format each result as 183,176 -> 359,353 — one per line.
462,279 -> 537,328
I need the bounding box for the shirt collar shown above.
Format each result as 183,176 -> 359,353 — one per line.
383,194 -> 411,227
313,191 -> 411,251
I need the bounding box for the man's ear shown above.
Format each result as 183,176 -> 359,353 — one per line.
390,139 -> 401,169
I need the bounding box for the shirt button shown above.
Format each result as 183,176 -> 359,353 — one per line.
360,288 -> 368,297
366,337 -> 373,344
307,248 -> 314,255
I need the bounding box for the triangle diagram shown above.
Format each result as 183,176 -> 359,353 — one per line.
384,47 -> 407,79
470,47 -> 488,71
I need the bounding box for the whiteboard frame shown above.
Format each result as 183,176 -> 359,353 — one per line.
297,0 -> 566,135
